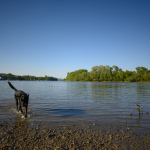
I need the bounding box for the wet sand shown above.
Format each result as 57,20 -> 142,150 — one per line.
0,118 -> 150,150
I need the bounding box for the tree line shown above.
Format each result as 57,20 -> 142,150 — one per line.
0,73 -> 58,81
65,65 -> 150,82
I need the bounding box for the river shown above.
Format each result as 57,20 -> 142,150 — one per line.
0,81 -> 150,129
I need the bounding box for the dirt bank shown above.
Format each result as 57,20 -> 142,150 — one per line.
0,118 -> 150,150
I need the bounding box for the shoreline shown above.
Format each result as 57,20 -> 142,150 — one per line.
1,79 -> 150,83
65,80 -> 150,83
0,118 -> 150,149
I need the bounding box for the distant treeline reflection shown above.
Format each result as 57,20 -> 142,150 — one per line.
66,65 -> 150,82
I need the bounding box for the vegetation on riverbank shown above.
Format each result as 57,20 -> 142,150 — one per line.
0,73 -> 58,81
66,65 -> 150,82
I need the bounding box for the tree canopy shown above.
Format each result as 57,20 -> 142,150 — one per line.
65,65 -> 150,82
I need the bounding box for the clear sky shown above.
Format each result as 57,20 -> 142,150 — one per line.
0,0 -> 150,79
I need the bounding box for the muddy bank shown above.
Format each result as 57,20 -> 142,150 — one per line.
0,118 -> 150,150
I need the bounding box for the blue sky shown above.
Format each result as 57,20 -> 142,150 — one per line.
0,0 -> 150,78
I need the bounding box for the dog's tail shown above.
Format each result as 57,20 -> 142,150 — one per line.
8,81 -> 17,91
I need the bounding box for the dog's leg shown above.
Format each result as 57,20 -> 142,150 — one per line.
19,105 -> 23,112
25,106 -> 28,118
19,99 -> 23,112
15,95 -> 19,112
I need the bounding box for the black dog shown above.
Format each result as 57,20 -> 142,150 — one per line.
8,81 -> 29,118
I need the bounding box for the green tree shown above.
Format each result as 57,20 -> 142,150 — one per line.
91,65 -> 99,72
7,73 -> 13,79
136,67 -> 148,75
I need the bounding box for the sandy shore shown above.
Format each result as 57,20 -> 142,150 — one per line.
0,118 -> 150,150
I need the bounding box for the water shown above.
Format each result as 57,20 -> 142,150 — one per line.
0,81 -> 150,128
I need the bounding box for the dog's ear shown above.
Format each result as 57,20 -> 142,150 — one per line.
27,94 -> 29,98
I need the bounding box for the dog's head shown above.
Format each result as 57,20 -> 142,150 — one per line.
21,94 -> 29,107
